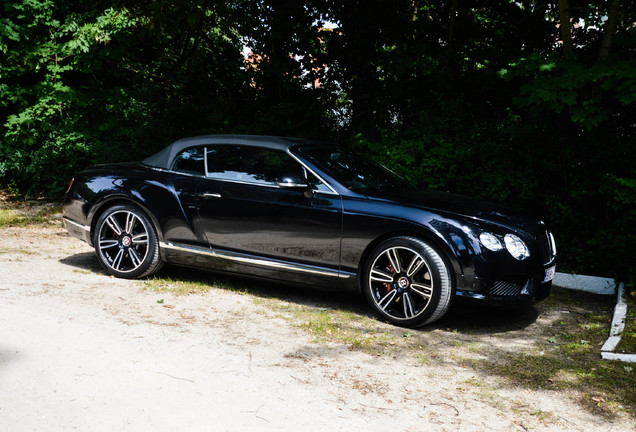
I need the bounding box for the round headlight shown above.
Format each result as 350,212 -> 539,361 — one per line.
479,232 -> 503,251
504,234 -> 530,260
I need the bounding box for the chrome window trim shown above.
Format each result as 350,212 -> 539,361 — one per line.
160,241 -> 352,279
288,152 -> 339,195
160,144 -> 339,196
202,177 -> 290,189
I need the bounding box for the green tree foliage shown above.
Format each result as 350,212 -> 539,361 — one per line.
0,0 -> 246,193
0,0 -> 634,282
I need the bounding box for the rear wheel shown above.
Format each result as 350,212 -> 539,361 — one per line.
363,236 -> 453,328
93,204 -> 163,279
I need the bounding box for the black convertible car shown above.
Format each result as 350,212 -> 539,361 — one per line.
63,135 -> 556,327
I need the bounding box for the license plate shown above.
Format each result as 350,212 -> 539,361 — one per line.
543,265 -> 556,283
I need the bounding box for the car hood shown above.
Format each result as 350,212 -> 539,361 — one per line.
385,189 -> 543,234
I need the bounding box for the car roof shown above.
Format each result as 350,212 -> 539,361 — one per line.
142,134 -> 323,169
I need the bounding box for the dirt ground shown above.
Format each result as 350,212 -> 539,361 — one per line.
0,218 -> 634,431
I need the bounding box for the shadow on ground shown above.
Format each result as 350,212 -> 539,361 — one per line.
59,251 -> 103,273
59,251 -> 540,333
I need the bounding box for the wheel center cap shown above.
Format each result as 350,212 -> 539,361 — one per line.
121,236 -> 132,247
397,276 -> 409,289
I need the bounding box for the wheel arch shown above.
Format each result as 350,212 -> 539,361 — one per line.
356,228 -> 461,293
88,195 -> 164,247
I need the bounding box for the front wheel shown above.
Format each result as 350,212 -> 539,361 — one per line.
93,204 -> 163,279
363,236 -> 453,328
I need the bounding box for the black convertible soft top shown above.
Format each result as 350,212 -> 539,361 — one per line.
142,134 -> 317,170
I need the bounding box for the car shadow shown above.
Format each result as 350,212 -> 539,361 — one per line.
435,300 -> 540,334
154,264 -> 373,315
140,265 -> 542,333
59,251 -> 105,274
59,253 -> 540,333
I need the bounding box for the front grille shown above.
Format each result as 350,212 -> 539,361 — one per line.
538,230 -> 556,265
486,280 -> 525,297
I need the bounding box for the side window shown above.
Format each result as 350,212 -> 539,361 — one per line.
306,171 -> 332,193
206,145 -> 304,186
171,147 -> 205,176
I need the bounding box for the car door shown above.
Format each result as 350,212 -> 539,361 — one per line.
195,144 -> 343,280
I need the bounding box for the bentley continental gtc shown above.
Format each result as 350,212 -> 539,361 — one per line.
63,135 -> 557,327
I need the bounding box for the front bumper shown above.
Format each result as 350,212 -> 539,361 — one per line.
456,278 -> 552,305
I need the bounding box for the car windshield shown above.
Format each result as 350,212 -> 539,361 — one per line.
297,145 -> 416,196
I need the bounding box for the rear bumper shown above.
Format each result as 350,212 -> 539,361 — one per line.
63,217 -> 92,245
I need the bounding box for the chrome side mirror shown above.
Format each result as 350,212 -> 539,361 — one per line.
277,175 -> 310,189
278,174 -> 313,198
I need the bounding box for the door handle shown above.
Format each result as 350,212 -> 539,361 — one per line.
199,192 -> 222,199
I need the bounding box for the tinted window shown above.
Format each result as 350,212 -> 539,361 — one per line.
297,145 -> 415,195
306,171 -> 332,193
171,147 -> 205,176
206,145 -> 303,186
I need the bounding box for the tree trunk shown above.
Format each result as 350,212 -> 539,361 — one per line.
558,0 -> 574,59
598,0 -> 621,61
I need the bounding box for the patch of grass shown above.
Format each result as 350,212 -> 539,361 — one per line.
268,301 -> 397,353
0,209 -> 26,227
141,268 -> 257,296
0,205 -> 62,227
416,352 -> 430,365
29,205 -> 63,225
529,410 -> 556,422
142,276 -> 213,295
616,292 -> 636,354
72,269 -> 93,275
462,376 -> 486,387
463,289 -> 636,419
477,389 -> 507,410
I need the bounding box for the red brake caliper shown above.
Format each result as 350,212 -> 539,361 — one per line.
383,264 -> 394,293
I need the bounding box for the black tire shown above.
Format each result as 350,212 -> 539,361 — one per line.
93,204 -> 164,279
363,236 -> 453,328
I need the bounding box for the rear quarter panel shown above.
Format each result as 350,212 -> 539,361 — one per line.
64,164 -> 205,248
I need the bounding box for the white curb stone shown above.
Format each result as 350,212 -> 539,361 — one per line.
600,282 -> 636,363
553,272 -> 616,295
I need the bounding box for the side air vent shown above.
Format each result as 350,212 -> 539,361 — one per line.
486,280 -> 525,297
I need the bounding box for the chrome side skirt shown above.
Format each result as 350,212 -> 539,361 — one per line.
63,216 -> 92,244
160,241 -> 352,279
63,217 -> 90,232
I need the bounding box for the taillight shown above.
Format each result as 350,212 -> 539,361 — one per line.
65,178 -> 74,194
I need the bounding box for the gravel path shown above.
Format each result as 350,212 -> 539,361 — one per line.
0,225 -> 632,431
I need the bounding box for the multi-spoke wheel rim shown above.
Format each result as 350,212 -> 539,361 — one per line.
97,210 -> 149,273
368,246 -> 433,321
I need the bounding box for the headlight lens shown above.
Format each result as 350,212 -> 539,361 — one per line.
504,234 -> 530,260
479,232 -> 503,251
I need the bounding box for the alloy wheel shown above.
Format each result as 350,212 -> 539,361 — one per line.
97,210 -> 150,273
368,246 -> 434,321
